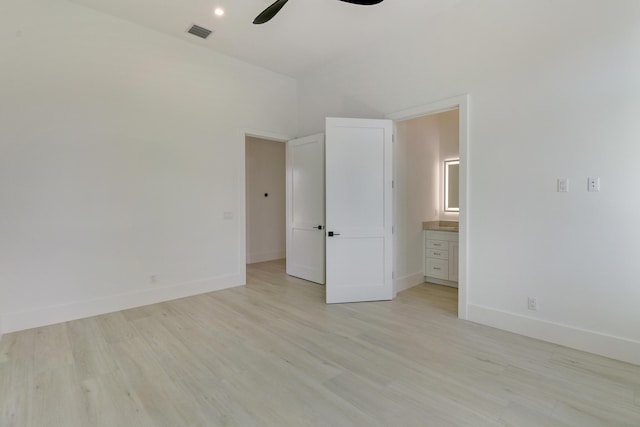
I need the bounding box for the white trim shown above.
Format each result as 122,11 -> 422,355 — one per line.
1,273 -> 243,334
387,97 -> 463,122
394,272 -> 426,293
247,251 -> 286,264
244,128 -> 292,143
425,277 -> 458,288
468,304 -> 640,366
387,94 -> 470,320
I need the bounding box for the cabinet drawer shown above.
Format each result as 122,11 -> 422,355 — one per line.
426,239 -> 449,250
425,230 -> 458,242
426,248 -> 448,260
426,258 -> 449,280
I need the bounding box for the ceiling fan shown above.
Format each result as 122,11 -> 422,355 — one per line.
253,0 -> 384,24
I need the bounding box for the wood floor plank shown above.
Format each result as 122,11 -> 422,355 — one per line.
1,259 -> 639,426
499,364 -> 630,413
33,323 -> 73,374
552,399 -> 640,427
79,371 -> 156,427
173,372 -> 265,427
109,337 -> 170,391
29,365 -> 88,427
129,316 -> 213,381
500,402 -> 572,427
66,318 -> 118,381
549,349 -> 640,391
0,363 -> 31,427
324,371 -> 468,427
0,330 -> 36,427
387,376 -> 505,426
94,311 -> 140,344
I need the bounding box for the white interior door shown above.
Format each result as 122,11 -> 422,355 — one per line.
286,134 -> 325,284
325,118 -> 393,303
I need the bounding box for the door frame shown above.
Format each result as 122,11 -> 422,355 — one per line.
386,94 -> 470,320
240,129 -> 292,285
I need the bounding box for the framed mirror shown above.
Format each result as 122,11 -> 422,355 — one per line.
444,159 -> 459,212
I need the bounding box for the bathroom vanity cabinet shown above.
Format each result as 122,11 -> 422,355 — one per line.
424,229 -> 459,287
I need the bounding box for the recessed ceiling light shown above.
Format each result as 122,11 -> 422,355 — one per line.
214,8 -> 224,17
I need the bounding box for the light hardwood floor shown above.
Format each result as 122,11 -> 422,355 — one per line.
2,259 -> 640,426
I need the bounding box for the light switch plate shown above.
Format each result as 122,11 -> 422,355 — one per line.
557,178 -> 569,192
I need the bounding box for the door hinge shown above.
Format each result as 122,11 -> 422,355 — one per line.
392,134 -> 395,142
392,271 -> 395,279
392,180 -> 394,189
392,226 -> 395,234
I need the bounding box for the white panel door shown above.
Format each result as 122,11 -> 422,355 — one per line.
325,118 -> 393,303
286,134 -> 325,284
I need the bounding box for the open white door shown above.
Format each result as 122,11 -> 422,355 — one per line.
286,134 -> 325,284
325,118 -> 393,303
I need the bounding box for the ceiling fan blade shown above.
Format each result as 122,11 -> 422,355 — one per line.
338,0 -> 384,4
253,0 -> 290,24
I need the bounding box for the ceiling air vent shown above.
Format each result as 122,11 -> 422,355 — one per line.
187,24 -> 213,39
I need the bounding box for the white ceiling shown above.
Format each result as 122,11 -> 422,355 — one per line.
70,0 -> 461,77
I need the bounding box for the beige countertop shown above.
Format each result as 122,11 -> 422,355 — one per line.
423,221 -> 459,232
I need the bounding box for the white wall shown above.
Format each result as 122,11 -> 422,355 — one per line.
0,0 -> 297,332
245,137 -> 286,264
298,0 -> 640,364
437,110 -> 460,222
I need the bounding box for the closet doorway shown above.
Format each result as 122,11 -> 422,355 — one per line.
245,135 -> 286,265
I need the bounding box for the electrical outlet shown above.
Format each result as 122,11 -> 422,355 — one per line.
527,297 -> 538,311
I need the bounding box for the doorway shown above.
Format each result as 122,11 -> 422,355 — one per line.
388,95 -> 469,319
245,135 -> 286,265
394,110 -> 459,293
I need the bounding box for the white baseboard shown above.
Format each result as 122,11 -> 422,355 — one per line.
467,304 -> 640,366
425,276 -> 458,288
395,272 -> 426,293
247,250 -> 285,264
0,273 -> 244,334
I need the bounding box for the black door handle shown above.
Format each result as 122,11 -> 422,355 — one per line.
328,231 -> 341,237
313,225 -> 324,230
